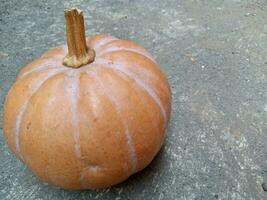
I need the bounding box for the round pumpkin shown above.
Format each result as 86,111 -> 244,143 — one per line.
3,8 -> 171,189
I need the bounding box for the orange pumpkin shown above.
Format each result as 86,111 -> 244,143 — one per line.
3,8 -> 171,189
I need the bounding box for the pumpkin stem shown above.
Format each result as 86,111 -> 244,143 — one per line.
63,8 -> 95,68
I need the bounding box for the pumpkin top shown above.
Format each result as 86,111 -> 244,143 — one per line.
63,8 -> 95,68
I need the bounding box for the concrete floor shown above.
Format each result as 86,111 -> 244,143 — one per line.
0,0 -> 267,199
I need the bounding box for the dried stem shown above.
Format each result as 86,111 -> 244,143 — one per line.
63,8 -> 95,68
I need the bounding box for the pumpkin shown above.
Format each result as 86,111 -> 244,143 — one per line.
3,8 -> 171,189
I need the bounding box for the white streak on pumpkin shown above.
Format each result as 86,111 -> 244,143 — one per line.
15,102 -> 27,158
95,59 -> 167,125
98,46 -> 155,63
18,60 -> 63,80
86,70 -> 138,174
15,68 -> 66,159
90,36 -> 118,51
61,45 -> 68,54
65,70 -> 81,159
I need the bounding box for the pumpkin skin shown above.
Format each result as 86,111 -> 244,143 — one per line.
3,34 -> 171,189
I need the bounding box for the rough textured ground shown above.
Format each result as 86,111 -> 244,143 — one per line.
0,0 -> 267,199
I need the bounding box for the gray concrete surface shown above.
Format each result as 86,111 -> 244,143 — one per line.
0,0 -> 267,199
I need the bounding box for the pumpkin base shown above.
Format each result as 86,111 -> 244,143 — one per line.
63,48 -> 95,68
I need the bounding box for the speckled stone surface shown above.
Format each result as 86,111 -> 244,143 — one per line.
0,0 -> 267,199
